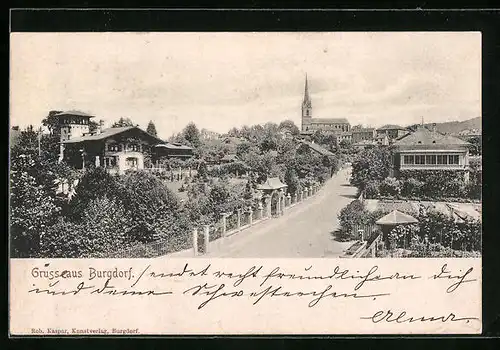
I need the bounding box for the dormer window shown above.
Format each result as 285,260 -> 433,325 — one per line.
418,141 -> 422,144
432,141 -> 436,143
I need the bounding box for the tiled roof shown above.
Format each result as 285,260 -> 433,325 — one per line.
63,126 -> 164,144
55,110 -> 96,118
376,124 -> 405,130
394,126 -> 469,149
375,210 -> 419,225
307,118 -> 350,124
257,177 -> 287,190
300,141 -> 335,156
155,142 -> 193,151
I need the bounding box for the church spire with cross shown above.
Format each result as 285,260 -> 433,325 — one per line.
302,74 -> 312,119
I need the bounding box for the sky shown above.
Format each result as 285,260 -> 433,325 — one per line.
10,32 -> 481,139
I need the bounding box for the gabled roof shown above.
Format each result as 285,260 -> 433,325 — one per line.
376,124 -> 405,130
375,210 -> 419,225
394,126 -> 470,149
55,110 -> 96,118
62,126 -> 164,144
308,118 -> 350,124
299,141 -> 335,157
257,177 -> 287,191
155,142 -> 193,151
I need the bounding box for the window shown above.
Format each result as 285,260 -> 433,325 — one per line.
437,155 -> 448,164
129,144 -> 140,152
415,155 -> 425,164
108,144 -> 119,152
126,157 -> 138,169
403,155 -> 415,164
426,155 -> 436,164
104,157 -> 117,167
449,155 -> 459,165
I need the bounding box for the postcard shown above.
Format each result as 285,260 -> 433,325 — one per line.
9,31 -> 482,335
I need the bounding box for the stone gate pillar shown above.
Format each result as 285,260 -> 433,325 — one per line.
203,225 -> 210,254
237,209 -> 242,230
286,193 -> 291,207
192,228 -> 198,256
293,192 -> 297,204
221,213 -> 228,238
279,189 -> 285,215
258,202 -> 263,219
265,194 -> 271,217
248,206 -> 253,225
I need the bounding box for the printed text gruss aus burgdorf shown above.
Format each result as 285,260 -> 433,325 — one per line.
31,264 -> 134,281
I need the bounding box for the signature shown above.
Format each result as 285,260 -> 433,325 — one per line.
361,309 -> 479,324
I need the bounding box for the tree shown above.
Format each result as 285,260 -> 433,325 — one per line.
339,139 -> 352,149
467,136 -> 481,156
278,120 -> 300,135
68,167 -> 122,220
120,171 -> 187,243
350,147 -> 393,190
183,122 -> 201,148
147,120 -> 158,137
89,120 -> 100,133
40,196 -> 133,258
41,110 -> 63,135
196,160 -> 209,182
112,117 -> 137,128
284,168 -> 300,195
227,127 -> 240,138
10,155 -> 61,257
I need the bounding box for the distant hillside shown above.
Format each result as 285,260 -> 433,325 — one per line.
407,117 -> 481,135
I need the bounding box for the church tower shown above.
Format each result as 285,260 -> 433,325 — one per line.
301,74 -> 312,131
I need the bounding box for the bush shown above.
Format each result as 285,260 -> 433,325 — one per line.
364,180 -> 380,199
68,167 -> 122,220
379,177 -> 401,197
338,200 -> 372,236
401,178 -> 424,197
119,170 -> 189,243
40,196 -> 133,258
400,170 -> 467,198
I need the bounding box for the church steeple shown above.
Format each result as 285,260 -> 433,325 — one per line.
302,74 -> 312,119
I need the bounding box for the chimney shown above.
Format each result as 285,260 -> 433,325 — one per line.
99,120 -> 105,133
432,123 -> 437,132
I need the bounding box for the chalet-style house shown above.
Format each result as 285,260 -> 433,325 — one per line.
392,125 -> 471,182
56,110 -> 193,174
62,126 -> 162,174
375,124 -> 409,142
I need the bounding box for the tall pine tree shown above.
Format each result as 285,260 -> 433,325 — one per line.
146,120 -> 158,137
